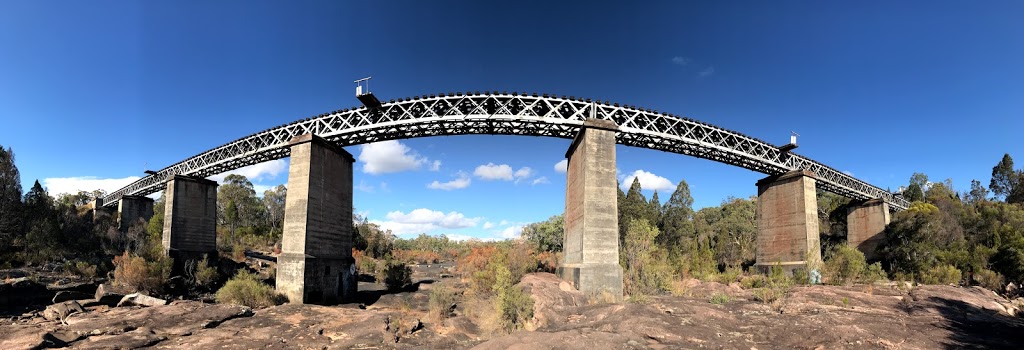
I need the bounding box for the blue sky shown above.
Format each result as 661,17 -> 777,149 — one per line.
2,1 -> 1022,240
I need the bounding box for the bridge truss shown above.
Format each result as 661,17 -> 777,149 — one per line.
103,92 -> 909,210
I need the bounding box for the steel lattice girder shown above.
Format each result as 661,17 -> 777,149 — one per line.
103,93 -> 909,210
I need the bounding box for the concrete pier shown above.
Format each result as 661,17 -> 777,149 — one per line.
162,175 -> 218,267
276,134 -> 356,304
90,199 -> 112,223
847,199 -> 890,261
557,119 -> 623,301
118,195 -> 154,232
755,170 -> 821,271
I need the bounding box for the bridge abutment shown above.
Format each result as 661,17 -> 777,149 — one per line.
558,119 -> 623,301
118,195 -> 154,232
847,199 -> 890,261
277,134 -> 356,304
162,175 -> 219,270
90,199 -> 112,223
755,170 -> 822,272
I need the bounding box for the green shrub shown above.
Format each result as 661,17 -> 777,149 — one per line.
753,287 -> 785,304
717,265 -> 743,284
861,262 -> 888,284
740,275 -> 768,289
70,261 -> 98,279
791,267 -> 810,285
382,259 -> 412,291
112,252 -> 172,294
187,254 -> 218,288
709,293 -> 730,304
974,269 -> 1004,292
823,245 -> 866,285
918,264 -> 962,285
493,265 -> 533,333
215,271 -> 284,308
428,283 -> 458,323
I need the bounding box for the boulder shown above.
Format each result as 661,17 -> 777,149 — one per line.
52,290 -> 92,304
42,300 -> 85,322
117,293 -> 168,307
94,283 -> 125,306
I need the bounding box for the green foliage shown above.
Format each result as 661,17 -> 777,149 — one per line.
262,185 -> 286,237
186,254 -> 218,288
974,269 -> 1005,293
0,145 -> 23,257
112,252 -> 173,294
428,283 -> 458,323
493,264 -> 534,333
918,264 -> 962,285
354,218 -> 395,259
718,265 -> 742,284
990,153 -> 1017,201
695,197 -> 757,267
382,259 -> 412,291
215,271 -> 285,308
991,243 -> 1024,284
862,262 -> 888,284
521,215 -> 563,253
709,293 -> 730,304
967,179 -> 990,204
618,177 -> 648,246
660,180 -> 695,253
621,219 -> 671,296
823,245 -> 867,285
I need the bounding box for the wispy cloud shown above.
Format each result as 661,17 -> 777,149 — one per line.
427,171 -> 471,190
531,177 -> 549,185
370,208 -> 481,236
208,159 -> 288,184
671,56 -> 691,66
42,176 -> 141,197
698,66 -> 715,78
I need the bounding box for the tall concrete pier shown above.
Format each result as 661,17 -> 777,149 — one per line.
755,170 -> 821,271
277,134 -> 356,304
117,195 -> 154,232
847,199 -> 890,261
558,119 -> 623,300
162,175 -> 218,267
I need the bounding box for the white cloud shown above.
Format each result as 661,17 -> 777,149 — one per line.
482,221 -> 495,229
531,177 -> 550,185
427,172 -> 471,190
371,208 -> 482,235
554,159 -> 568,174
474,163 -> 513,180
430,160 -> 442,171
842,170 -> 854,176
443,234 -> 499,242
356,180 -> 375,193
698,66 -> 715,77
473,163 -> 535,183
358,140 -> 429,174
671,56 -> 691,66
208,159 -> 288,184
499,220 -> 509,226
42,176 -> 141,197
620,169 -> 675,192
499,225 -> 525,239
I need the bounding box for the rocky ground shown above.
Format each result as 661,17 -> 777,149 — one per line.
3,264 -> 1024,349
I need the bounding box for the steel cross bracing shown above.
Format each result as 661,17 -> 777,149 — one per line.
103,92 -> 909,210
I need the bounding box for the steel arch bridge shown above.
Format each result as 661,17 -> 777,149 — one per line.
102,92 -> 909,210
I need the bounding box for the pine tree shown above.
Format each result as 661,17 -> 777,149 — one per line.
0,146 -> 23,253
619,178 -> 648,245
990,154 -> 1017,201
660,180 -> 695,252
